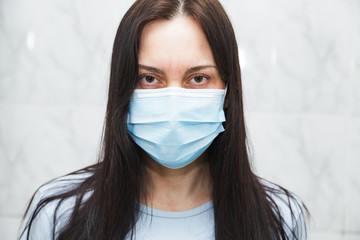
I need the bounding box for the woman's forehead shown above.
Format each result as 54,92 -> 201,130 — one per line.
138,16 -> 216,70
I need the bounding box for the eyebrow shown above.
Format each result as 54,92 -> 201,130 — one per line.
138,64 -> 164,74
138,64 -> 217,75
185,65 -> 217,75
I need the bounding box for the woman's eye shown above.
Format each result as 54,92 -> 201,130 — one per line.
140,75 -> 159,84
189,76 -> 208,84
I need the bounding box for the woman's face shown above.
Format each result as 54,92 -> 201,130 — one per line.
137,16 -> 224,89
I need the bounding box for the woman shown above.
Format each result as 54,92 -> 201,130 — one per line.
19,0 -> 308,239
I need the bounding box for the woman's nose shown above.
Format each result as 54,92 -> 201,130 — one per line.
165,78 -> 184,88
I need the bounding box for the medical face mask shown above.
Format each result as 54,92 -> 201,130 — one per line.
127,87 -> 226,169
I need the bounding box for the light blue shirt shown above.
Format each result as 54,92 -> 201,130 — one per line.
133,201 -> 215,240
18,174 -> 306,239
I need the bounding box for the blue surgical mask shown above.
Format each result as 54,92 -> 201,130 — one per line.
127,87 -> 226,169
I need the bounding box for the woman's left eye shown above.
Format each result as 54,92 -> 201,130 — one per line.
189,76 -> 208,84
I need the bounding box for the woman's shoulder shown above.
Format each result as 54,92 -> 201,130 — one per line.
260,178 -> 308,240
36,169 -> 93,196
19,169 -> 94,239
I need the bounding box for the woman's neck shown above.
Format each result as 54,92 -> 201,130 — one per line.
142,151 -> 212,211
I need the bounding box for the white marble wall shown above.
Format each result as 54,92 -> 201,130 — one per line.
0,0 -> 359,239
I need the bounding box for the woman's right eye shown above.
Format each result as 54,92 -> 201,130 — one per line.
139,75 -> 160,84
142,75 -> 158,84
137,75 -> 162,89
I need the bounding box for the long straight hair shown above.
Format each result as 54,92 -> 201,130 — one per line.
20,0 -> 306,239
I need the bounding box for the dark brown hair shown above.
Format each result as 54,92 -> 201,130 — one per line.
20,0 -> 307,239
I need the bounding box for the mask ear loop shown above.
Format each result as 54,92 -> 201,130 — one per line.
223,85 -> 229,110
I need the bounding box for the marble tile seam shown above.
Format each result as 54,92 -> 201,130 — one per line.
0,214 -> 23,219
245,111 -> 357,119
311,230 -> 360,235
0,102 -> 106,108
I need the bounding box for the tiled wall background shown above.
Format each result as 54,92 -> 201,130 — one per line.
0,0 -> 359,239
